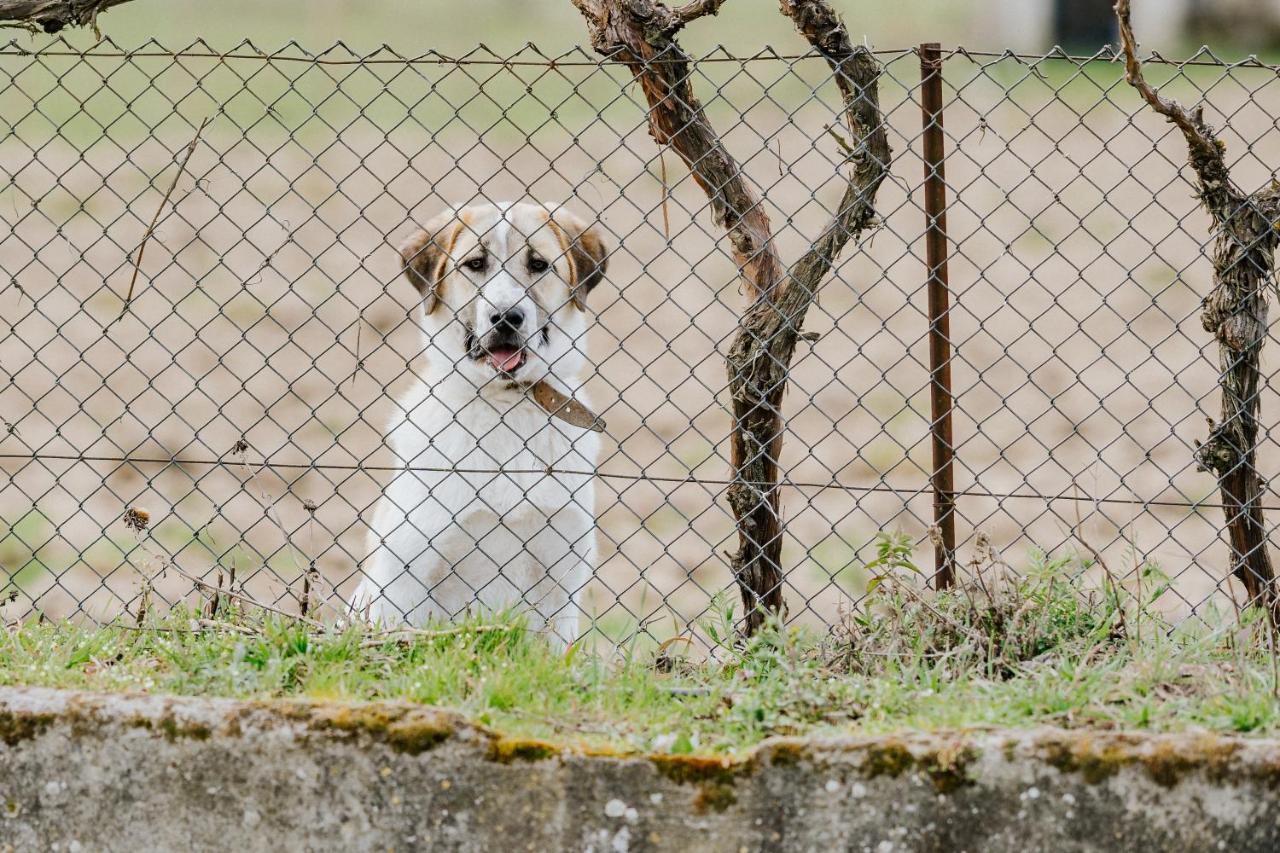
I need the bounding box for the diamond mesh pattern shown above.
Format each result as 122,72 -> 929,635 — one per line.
1,39 -> 1277,643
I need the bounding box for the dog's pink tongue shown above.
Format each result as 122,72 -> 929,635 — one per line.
487,348 -> 523,373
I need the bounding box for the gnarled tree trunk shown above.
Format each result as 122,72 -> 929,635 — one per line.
1196,191 -> 1280,614
1117,0 -> 1280,619
570,0 -> 890,633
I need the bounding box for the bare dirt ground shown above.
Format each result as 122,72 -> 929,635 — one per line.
2,45 -> 1277,640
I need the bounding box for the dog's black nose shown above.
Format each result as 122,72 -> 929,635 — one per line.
490,307 -> 524,332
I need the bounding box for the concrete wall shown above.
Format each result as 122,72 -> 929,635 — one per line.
1,687 -> 1278,852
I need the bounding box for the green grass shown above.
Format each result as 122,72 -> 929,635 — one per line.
2,551 -> 1279,755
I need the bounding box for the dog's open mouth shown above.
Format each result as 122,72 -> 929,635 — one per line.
482,346 -> 526,375
465,324 -> 532,378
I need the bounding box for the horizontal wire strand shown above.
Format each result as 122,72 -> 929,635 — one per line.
0,451 -> 1246,510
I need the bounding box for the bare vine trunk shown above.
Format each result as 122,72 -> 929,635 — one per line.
1196,194 -> 1280,613
570,0 -> 890,633
1116,0 -> 1280,618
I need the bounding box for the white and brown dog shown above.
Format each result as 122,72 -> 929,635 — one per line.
353,202 -> 608,648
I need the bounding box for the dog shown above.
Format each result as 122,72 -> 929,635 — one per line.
352,201 -> 609,648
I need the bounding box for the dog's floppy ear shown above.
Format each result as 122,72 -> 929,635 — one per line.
399,209 -> 463,314
548,206 -> 609,310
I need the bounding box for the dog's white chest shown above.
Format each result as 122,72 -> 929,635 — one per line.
359,381 -> 598,645
397,390 -> 597,513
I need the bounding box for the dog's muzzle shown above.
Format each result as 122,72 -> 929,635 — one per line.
463,313 -> 605,433
470,307 -> 528,377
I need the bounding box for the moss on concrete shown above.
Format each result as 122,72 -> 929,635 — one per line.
486,737 -> 560,763
648,752 -> 748,815
1040,735 -> 1139,784
156,714 -> 212,742
692,781 -> 738,813
1,700 -> 217,749
921,743 -> 977,794
859,738 -> 916,778
0,709 -> 56,746
305,704 -> 457,755
763,740 -> 812,767
847,737 -> 977,793
1039,733 -> 1249,788
649,753 -> 743,786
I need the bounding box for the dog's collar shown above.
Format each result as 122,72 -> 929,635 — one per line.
521,380 -> 606,433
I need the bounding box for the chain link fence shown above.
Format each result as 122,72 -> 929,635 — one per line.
1,37 -> 1278,645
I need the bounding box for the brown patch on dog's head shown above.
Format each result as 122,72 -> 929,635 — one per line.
546,206 -> 609,310
399,209 -> 464,314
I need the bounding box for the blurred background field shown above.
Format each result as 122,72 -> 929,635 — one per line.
2,1 -> 1280,646
11,0 -> 1280,59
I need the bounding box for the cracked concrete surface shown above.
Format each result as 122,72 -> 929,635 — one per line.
1,686 -> 1278,852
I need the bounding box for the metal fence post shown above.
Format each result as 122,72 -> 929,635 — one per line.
919,42 -> 958,589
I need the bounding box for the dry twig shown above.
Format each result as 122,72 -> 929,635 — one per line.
117,115 -> 210,318
1071,485 -> 1127,641
163,560 -> 326,630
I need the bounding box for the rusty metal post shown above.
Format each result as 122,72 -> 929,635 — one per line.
919,42 -> 957,589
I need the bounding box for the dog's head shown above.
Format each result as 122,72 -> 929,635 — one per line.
398,201 -> 608,388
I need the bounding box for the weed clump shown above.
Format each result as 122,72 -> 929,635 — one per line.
829,533 -> 1130,679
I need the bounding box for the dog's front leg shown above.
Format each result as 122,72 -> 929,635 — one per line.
544,544 -> 593,653
355,479 -> 457,626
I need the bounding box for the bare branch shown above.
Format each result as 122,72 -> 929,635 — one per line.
775,0 -> 889,321
572,0 -> 783,303
1114,1 -> 1204,133
1114,0 -> 1232,218
0,0 -> 136,33
672,0 -> 728,28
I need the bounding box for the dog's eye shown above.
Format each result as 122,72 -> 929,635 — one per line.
528,256 -> 549,274
463,257 -> 486,272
